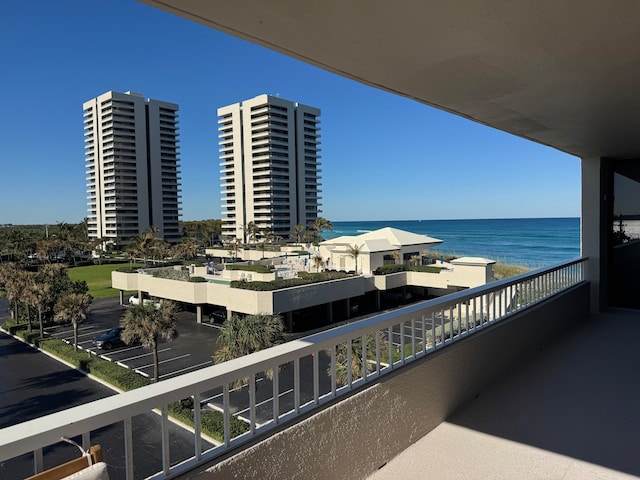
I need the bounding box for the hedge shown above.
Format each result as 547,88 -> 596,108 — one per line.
169,398 -> 249,442
373,264 -> 443,275
225,264 -> 273,274
231,271 -> 351,291
189,276 -> 208,282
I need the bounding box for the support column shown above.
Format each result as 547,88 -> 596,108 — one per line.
119,290 -> 124,306
286,312 -> 293,332
375,291 -> 381,310
581,156 -> 603,313
345,298 -> 351,319
196,305 -> 202,324
326,302 -> 333,324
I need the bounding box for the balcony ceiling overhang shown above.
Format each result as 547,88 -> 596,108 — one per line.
142,0 -> 640,159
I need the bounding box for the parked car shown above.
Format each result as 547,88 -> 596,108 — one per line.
208,309 -> 226,324
92,327 -> 125,351
128,295 -> 161,309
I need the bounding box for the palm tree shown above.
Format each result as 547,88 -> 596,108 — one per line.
391,251 -> 400,264
122,301 -> 178,382
214,313 -> 284,387
347,244 -> 364,274
226,237 -> 242,261
313,254 -> 324,272
311,217 -> 334,241
23,271 -> 38,332
293,224 -> 305,245
245,221 -> 259,245
54,292 -> 92,350
33,280 -> 52,339
0,263 -> 21,321
331,335 -> 378,386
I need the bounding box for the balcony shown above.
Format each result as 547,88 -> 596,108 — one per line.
0,259 -> 606,479
367,306 -> 639,480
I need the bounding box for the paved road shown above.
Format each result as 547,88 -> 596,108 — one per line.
0,332 -> 212,480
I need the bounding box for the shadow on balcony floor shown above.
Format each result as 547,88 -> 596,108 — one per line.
370,309 -> 640,479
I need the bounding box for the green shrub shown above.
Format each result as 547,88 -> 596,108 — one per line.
409,265 -> 442,273
189,276 -> 208,282
152,268 -> 190,281
374,264 -> 407,275
116,267 -> 139,273
168,398 -> 249,442
231,271 -> 351,290
87,357 -> 151,390
225,264 -> 273,274
374,264 -> 443,275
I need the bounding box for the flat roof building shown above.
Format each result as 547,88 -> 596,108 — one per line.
218,94 -> 321,242
83,90 -> 181,246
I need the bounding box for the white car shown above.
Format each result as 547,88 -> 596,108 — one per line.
128,295 -> 161,309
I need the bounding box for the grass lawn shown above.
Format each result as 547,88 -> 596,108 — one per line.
68,263 -> 142,299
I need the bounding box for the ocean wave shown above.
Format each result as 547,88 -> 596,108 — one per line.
356,229 -> 372,233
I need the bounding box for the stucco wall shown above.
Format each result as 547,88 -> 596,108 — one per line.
187,282 -> 590,480
272,276 -> 368,312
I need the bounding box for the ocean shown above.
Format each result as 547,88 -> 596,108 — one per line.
324,218 -> 580,267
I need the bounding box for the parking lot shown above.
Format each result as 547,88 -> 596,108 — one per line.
45,297 -> 220,381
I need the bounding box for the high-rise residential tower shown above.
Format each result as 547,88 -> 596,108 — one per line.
218,94 -> 321,242
84,91 -> 181,246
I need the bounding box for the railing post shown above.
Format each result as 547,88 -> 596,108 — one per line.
361,335 -> 367,381
411,319 -> 416,359
193,393 -> 202,460
249,375 -> 256,435
314,349 -> 320,403
223,384 -> 230,446
124,416 -> 134,480
400,321 -> 406,364
33,448 -> 43,475
273,365 -> 280,423
331,344 -> 337,395
294,357 -> 301,413
161,404 -> 170,476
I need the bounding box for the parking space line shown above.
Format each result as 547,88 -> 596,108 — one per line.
136,354 -> 191,370
158,361 -> 214,379
117,347 -> 171,362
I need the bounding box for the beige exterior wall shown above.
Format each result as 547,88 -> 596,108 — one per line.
218,94 -> 321,242
83,90 -> 181,245
113,262 -> 494,315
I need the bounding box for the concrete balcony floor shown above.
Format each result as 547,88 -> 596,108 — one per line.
369,308 -> 640,480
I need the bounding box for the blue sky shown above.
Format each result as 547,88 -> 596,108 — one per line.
0,1 -> 580,224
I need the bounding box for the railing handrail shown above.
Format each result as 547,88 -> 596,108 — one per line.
0,257 -> 588,470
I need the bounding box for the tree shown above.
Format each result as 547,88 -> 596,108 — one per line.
130,225 -> 161,265
293,224 -> 305,245
347,244 -> 364,274
54,292 -> 92,350
330,336 -> 378,386
122,301 -> 178,382
214,313 -> 284,387
391,251 -> 400,264
226,238 -> 242,262
313,254 -> 324,272
245,221 -> 259,245
32,277 -> 52,339
0,263 -> 22,321
311,217 -> 334,241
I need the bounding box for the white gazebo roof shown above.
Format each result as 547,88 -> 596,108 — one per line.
321,227 -> 442,253
451,257 -> 496,266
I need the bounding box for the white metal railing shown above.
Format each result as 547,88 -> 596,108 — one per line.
0,258 -> 587,479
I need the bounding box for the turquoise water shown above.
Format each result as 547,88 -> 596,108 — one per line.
324,218 -> 580,267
